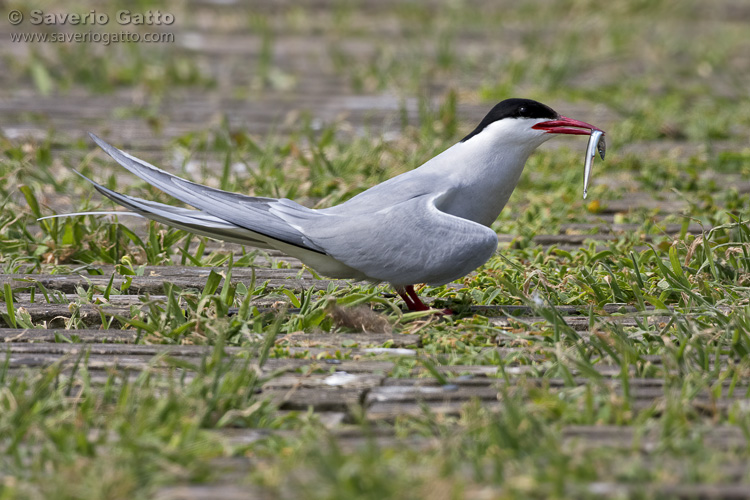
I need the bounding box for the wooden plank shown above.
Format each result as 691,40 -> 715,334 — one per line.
497,231 -> 692,246
0,342 -> 229,357
562,425 -> 748,450
366,400 -> 504,420
366,384 -> 501,405
212,423 -> 750,459
265,373 -> 384,390
0,328 -> 418,347
11,293 -> 146,307
531,233 -> 615,246
274,332 -> 420,348
0,328 -> 138,343
381,377 -> 682,388
365,378 -> 750,421
587,483 -> 750,499
4,338 -> 744,393
4,353 -> 172,371
489,313 -> 649,330
364,397 -> 747,422
1,271 -> 346,295
488,307 -> 732,335
264,387 -> 366,412
270,347 -> 414,358
470,303 -> 651,317
2,304 -> 132,328
78,264 -> 307,279
558,222 -> 709,235
156,484 -> 271,500
3,296 -> 701,330
596,195 -> 690,214
2,352 -> 395,377
0,339 -> 414,362
0,342 -> 408,378
436,365 -> 500,376
4,299 -> 402,328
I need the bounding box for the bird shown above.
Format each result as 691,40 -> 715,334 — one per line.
69,98 -> 603,312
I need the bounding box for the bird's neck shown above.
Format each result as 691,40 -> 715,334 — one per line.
418,135 -> 543,227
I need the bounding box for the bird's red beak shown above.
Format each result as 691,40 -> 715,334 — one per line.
532,116 -> 603,136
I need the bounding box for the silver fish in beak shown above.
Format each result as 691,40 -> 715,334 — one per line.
583,129 -> 605,199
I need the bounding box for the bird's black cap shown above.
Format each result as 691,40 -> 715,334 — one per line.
461,98 -> 559,142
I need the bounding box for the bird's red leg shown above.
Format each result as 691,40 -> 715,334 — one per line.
404,285 -> 430,311
396,287 -> 416,310
397,286 -> 452,314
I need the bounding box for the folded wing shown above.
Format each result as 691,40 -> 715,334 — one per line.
89,133 -> 326,254
304,192 -> 499,286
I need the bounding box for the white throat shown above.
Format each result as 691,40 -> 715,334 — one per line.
417,118 -> 552,226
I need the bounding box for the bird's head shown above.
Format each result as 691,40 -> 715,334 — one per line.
461,98 -> 603,150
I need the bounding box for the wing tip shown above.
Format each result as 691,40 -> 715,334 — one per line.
88,132 -> 114,154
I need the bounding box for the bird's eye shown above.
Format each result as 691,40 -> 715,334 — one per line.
518,107 -> 526,115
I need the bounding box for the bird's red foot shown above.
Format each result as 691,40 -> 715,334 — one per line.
396,285 -> 452,314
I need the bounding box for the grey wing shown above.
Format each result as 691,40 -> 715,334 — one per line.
320,169 -> 441,216
75,171 -> 275,247
306,192 -> 499,287
89,133 -> 326,253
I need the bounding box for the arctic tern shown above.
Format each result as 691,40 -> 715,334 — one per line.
63,98 -> 604,311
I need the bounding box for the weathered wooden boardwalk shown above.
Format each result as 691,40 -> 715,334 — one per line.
3,212 -> 748,498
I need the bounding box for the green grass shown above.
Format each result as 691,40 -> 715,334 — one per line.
2,0 -> 750,497
0,331 -> 281,499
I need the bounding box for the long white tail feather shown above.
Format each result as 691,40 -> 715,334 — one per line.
38,211 -> 142,221
88,133 -> 326,253
72,171 -> 276,247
